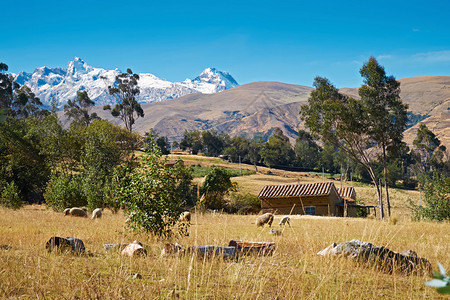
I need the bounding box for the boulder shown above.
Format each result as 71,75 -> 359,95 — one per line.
187,245 -> 236,259
318,239 -> 431,275
46,236 -> 85,254
228,240 -> 275,256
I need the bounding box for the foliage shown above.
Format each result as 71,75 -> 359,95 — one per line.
223,136 -> 261,166
44,173 -> 87,211
64,90 -> 99,126
410,172 -> 450,221
413,124 -> 447,173
294,130 -> 321,170
200,166 -> 237,209
224,191 -> 260,214
0,61 -> 14,109
425,262 -> 450,295
180,130 -> 204,154
201,130 -> 227,156
260,128 -> 295,168
104,68 -> 144,132
0,181 -> 23,210
113,142 -> 190,237
189,165 -> 255,178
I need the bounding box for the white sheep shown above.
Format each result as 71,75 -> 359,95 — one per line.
256,213 -> 274,227
179,211 -> 191,223
279,216 -> 291,227
65,207 -> 87,218
91,208 -> 103,219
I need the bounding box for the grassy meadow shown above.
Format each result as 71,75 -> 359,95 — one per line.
0,205 -> 449,299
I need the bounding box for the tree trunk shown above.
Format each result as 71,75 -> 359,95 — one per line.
367,164 -> 384,219
382,141 -> 391,217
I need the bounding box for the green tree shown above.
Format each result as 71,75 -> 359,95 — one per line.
202,130 -> 226,157
300,76 -> 386,218
410,172 -> 450,221
113,142 -> 191,237
200,166 -> 237,209
0,61 -> 14,109
294,129 -> 320,169
413,124 -> 447,173
104,68 -> 144,132
64,90 -> 99,126
180,130 -> 203,154
359,57 -> 408,217
260,128 -> 295,168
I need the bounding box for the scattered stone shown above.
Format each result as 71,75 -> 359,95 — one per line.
228,240 -> 275,256
318,239 -> 431,275
187,245 -> 236,259
0,244 -> 11,250
104,243 -> 129,252
46,237 -> 85,254
132,273 -> 142,279
121,241 -> 147,257
269,229 -> 282,236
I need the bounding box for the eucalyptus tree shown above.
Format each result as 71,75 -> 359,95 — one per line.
103,68 -> 144,132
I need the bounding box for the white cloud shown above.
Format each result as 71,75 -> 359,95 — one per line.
412,50 -> 450,63
376,55 -> 393,60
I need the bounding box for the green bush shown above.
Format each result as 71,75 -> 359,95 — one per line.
0,181 -> 24,210
44,174 -> 87,211
225,192 -> 260,214
113,142 -> 190,238
410,172 -> 450,221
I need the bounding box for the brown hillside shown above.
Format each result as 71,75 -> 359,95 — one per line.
91,76 -> 449,149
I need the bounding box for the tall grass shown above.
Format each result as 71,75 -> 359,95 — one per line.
0,206 -> 448,299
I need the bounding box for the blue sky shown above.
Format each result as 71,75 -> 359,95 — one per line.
1,0 -> 449,87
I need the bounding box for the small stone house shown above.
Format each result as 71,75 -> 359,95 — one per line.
258,182 -> 344,216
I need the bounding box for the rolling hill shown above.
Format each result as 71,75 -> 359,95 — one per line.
90,76 -> 450,149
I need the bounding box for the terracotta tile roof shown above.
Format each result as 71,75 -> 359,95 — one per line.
337,187 -> 356,199
258,182 -> 337,198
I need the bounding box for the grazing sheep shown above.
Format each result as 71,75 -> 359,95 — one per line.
91,208 -> 103,219
179,211 -> 191,223
256,213 -> 274,227
66,207 -> 88,218
279,216 -> 291,227
63,208 -> 70,216
121,240 -> 147,257
161,243 -> 184,257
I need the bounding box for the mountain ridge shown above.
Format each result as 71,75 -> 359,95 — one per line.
14,57 -> 239,109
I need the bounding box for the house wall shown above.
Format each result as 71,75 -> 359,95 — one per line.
261,193 -> 342,216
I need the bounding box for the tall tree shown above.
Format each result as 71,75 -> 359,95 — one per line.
413,124 -> 446,172
300,77 -> 385,218
64,90 -> 99,126
103,68 -> 144,132
0,62 -> 14,109
359,57 -> 408,217
260,128 -> 295,168
301,58 -> 408,218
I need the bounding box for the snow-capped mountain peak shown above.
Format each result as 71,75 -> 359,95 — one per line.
13,58 -> 239,109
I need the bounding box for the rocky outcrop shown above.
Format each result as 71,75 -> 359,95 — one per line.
318,239 -> 431,275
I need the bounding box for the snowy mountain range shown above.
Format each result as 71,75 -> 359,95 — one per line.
14,57 -> 239,109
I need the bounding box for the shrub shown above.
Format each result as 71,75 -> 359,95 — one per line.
410,172 -> 450,221
113,142 -> 190,238
44,174 -> 87,211
200,167 -> 237,210
225,192 -> 260,214
0,181 -> 23,210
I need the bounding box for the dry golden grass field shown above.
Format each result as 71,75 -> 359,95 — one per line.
0,205 -> 449,299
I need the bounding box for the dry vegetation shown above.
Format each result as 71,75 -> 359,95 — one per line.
1,205 -> 449,299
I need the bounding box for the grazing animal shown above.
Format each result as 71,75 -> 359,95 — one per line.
121,240 -> 147,257
91,208 -> 103,219
179,211 -> 191,223
63,208 -> 71,216
256,213 -> 274,227
279,216 -> 291,227
161,243 -> 184,256
66,207 -> 88,218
